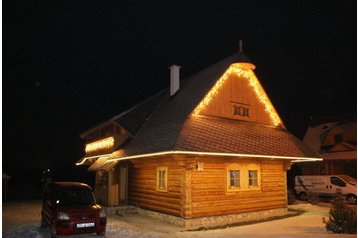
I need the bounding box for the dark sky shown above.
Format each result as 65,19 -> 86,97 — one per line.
4,0 -> 356,183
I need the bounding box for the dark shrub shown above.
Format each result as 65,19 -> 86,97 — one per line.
323,190 -> 357,234
287,190 -> 297,205
307,192 -> 319,205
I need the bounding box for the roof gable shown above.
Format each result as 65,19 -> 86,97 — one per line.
192,63 -> 284,128
104,51 -> 317,160
329,142 -> 356,153
302,122 -> 337,151
113,52 -> 241,156
79,48 -> 321,166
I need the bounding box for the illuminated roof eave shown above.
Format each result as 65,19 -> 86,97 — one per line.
76,154 -> 112,166
75,150 -> 322,166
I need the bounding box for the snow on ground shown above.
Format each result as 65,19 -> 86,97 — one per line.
2,200 -> 356,238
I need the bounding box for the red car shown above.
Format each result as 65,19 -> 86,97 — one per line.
41,182 -> 106,237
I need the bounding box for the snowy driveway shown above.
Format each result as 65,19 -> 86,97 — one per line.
2,200 -> 356,238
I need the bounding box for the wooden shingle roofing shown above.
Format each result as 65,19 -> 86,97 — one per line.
175,115 -> 319,158
112,90 -> 165,136
110,51 -> 320,159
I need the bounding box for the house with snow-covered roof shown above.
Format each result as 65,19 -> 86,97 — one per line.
77,42 -> 321,226
299,116 -> 356,178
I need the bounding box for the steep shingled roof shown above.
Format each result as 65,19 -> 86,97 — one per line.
112,91 -> 165,136
175,115 -> 319,158
80,90 -> 164,140
119,52 -> 241,156
109,51 -> 320,159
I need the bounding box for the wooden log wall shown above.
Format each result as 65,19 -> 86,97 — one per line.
188,157 -> 287,218
127,155 -> 288,219
127,156 -> 183,217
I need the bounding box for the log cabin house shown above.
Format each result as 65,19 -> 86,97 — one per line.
297,116 -> 356,178
77,42 -> 321,226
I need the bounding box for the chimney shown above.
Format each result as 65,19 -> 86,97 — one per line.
169,64 -> 181,96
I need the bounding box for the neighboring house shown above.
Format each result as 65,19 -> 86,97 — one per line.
77,43 -> 320,226
299,116 -> 356,178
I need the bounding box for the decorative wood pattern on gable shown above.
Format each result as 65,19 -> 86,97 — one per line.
199,72 -> 274,126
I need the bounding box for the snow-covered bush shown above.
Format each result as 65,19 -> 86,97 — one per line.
323,191 -> 357,234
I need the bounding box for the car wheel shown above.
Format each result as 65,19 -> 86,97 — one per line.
347,195 -> 357,205
299,192 -> 308,201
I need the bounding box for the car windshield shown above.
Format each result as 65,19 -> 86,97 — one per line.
55,188 -> 96,206
339,175 -> 357,186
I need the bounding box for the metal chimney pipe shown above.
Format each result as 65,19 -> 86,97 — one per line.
169,64 -> 181,96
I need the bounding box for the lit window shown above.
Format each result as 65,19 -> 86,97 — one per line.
249,170 -> 258,187
229,170 -> 240,188
156,167 -> 168,192
242,108 -> 250,117
227,163 -> 261,191
233,105 -> 250,117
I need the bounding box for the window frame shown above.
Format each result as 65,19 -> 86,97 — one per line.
248,170 -> 259,188
226,163 -> 261,192
156,167 -> 168,192
229,169 -> 241,189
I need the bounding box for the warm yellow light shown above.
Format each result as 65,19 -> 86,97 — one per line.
85,137 -> 114,154
76,150 -> 321,166
192,63 -> 283,127
246,69 -> 282,127
102,150 -> 322,164
75,154 -> 112,166
236,62 -> 256,70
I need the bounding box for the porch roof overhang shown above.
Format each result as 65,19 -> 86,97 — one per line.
100,161 -> 120,172
87,156 -> 109,172
76,154 -> 112,166
76,155 -> 119,172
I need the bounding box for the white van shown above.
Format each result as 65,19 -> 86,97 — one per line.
295,175 -> 357,205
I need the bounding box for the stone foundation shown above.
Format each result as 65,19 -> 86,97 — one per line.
108,206 -> 289,228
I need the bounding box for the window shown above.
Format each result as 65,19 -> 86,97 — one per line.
242,108 -> 250,117
156,167 -> 168,192
227,163 -> 261,191
233,105 -> 250,117
248,170 -> 258,187
229,170 -> 240,188
330,176 -> 346,187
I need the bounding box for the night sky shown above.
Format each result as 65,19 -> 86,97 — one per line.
4,1 -> 356,187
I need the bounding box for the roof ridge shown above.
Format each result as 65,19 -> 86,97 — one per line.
80,90 -> 165,138
111,89 -> 166,121
127,91 -> 167,141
